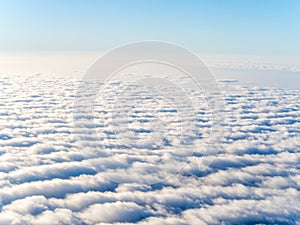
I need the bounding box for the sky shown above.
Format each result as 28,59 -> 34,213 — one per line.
0,0 -> 299,56
0,2 -> 300,224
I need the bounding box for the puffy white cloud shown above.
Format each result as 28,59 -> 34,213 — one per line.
77,201 -> 151,224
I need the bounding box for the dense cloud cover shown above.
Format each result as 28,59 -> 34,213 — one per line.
0,74 -> 299,224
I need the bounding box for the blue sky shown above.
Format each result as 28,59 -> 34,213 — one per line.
0,0 -> 299,55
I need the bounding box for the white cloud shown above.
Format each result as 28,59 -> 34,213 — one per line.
77,201 -> 151,224
0,74 -> 299,224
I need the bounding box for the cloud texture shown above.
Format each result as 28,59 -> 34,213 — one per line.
0,74 -> 299,224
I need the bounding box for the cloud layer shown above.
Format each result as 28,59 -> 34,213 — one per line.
0,74 -> 299,224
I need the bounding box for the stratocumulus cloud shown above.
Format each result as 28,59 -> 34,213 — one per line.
0,74 -> 299,224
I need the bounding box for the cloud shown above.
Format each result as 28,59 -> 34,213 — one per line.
0,74 -> 299,224
77,201 -> 151,224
